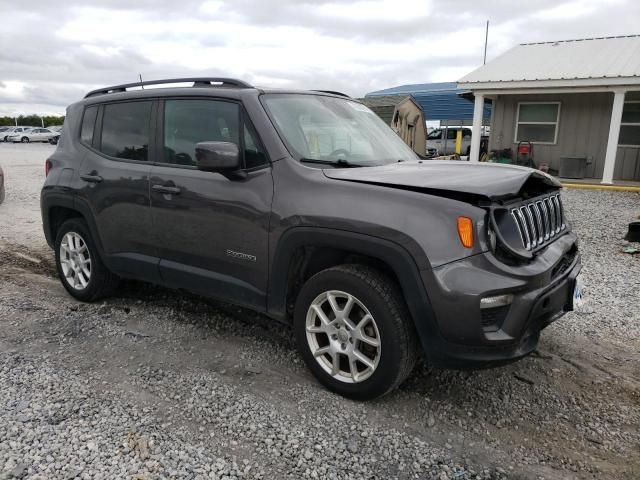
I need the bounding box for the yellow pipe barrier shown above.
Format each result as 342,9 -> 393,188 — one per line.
562,182 -> 640,193
455,129 -> 462,155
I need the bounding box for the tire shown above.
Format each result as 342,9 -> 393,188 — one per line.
21,137 -> 29,143
466,146 -> 471,157
294,264 -> 418,400
54,218 -> 119,302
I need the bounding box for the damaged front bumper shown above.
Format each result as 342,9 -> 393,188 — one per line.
419,231 -> 582,368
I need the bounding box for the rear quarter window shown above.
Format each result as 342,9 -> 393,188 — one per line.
80,106 -> 98,145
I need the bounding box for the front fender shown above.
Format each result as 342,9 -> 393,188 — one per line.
267,226 -> 440,356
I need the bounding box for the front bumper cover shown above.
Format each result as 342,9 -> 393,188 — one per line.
419,233 -> 581,368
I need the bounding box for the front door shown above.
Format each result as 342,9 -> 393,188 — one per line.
150,98 -> 273,310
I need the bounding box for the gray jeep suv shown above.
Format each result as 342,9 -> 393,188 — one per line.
41,78 -> 582,400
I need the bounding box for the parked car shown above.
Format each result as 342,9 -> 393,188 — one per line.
49,132 -> 61,145
0,164 -> 4,204
41,77 -> 582,400
47,125 -> 64,133
8,127 -> 58,143
1,126 -> 32,142
0,126 -> 12,139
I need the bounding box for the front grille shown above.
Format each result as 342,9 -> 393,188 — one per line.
510,194 -> 565,251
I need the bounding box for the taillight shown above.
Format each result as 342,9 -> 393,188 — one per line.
45,159 -> 52,177
457,217 -> 474,248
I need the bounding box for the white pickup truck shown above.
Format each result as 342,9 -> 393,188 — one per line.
426,127 -> 473,157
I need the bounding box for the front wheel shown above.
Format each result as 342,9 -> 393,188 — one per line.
294,264 -> 418,400
54,218 -> 119,301
21,137 -> 29,143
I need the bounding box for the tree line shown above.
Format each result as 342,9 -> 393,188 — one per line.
0,115 -> 65,127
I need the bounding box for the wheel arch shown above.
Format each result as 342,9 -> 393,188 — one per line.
41,193 -> 105,255
268,227 -> 439,351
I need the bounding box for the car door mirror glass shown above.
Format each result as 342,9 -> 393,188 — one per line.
196,141 -> 241,172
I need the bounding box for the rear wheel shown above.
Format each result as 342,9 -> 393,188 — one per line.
294,264 -> 418,400
21,137 -> 29,143
54,218 -> 119,301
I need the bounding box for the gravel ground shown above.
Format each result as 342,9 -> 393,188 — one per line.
0,143 -> 639,479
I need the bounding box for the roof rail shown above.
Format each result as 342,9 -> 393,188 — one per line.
84,77 -> 253,98
312,90 -> 351,98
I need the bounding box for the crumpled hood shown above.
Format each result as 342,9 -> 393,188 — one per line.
322,161 -> 561,200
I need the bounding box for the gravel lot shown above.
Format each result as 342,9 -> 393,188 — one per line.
0,143 -> 639,480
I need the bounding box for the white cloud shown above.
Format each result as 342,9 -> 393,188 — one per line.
316,0 -> 431,22
531,0 -> 623,21
0,82 -> 28,101
1,0 -> 638,115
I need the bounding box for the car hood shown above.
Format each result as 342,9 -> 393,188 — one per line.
322,161 -> 562,201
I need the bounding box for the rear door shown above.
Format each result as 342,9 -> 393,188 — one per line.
32,129 -> 46,141
75,100 -> 158,281
149,97 -> 273,310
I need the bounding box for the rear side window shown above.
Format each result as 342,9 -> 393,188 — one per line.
80,106 -> 98,145
164,99 -> 239,166
100,101 -> 152,161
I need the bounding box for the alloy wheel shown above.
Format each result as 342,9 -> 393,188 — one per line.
59,232 -> 92,290
305,290 -> 381,383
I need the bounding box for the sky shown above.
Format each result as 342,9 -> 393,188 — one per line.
1,0 -> 639,116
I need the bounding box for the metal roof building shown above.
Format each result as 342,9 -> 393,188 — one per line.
458,35 -> 640,88
365,82 -> 491,124
458,35 -> 640,183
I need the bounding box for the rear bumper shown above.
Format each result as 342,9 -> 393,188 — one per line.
420,233 -> 581,368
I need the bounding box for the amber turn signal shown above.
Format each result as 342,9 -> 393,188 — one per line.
457,217 -> 474,248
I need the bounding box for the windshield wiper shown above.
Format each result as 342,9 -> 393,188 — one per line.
299,158 -> 363,168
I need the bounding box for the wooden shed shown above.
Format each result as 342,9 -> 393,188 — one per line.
359,95 -> 427,156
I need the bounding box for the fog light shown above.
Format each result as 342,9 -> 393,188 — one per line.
480,294 -> 513,309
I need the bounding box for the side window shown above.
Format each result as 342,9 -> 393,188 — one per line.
100,101 -> 152,161
80,106 -> 98,145
447,129 -> 458,140
164,99 -> 239,166
243,121 -> 268,169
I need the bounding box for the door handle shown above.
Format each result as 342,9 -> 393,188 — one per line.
80,174 -> 103,183
152,184 -> 181,195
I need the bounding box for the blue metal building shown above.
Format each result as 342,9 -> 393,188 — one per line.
365,82 -> 491,124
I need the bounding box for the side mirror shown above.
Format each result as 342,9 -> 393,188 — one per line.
195,141 -> 241,173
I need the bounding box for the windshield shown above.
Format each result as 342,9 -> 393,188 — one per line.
261,94 -> 417,166
427,129 -> 442,140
